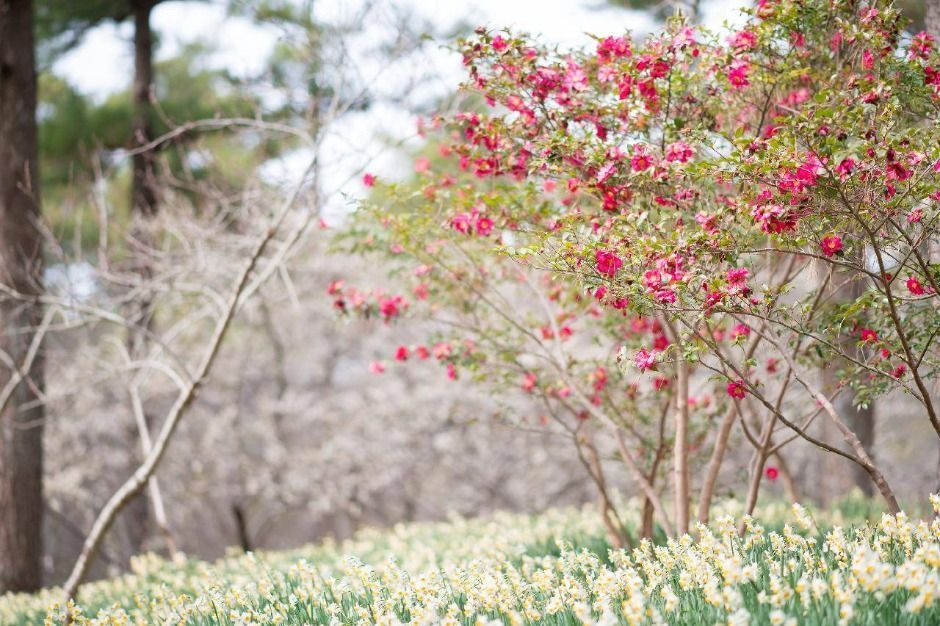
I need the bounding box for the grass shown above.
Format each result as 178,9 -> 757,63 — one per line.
1,496 -> 938,625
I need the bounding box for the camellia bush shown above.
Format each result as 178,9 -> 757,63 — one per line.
339,0 -> 940,537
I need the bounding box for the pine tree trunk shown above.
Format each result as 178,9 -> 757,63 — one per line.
0,0 -> 45,594
124,0 -> 159,558
131,0 -> 157,217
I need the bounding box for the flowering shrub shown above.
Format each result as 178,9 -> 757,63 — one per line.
341,0 -> 940,533
3,497 -> 939,625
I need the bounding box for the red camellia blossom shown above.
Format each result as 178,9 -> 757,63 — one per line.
415,345 -> 430,360
907,276 -> 926,296
362,173 -> 376,187
727,59 -> 750,88
726,379 -> 747,399
835,158 -> 855,179
730,323 -> 750,341
630,148 -> 653,172
595,249 -> 623,277
475,214 -> 495,236
378,295 -> 405,320
859,328 -> 879,343
764,466 -> 779,481
820,235 -> 843,257
394,346 -> 409,361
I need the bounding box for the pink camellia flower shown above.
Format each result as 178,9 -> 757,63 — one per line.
727,59 -> 750,88
446,363 -> 457,380
820,234 -> 843,257
836,158 -> 855,179
491,35 -> 508,52
475,214 -> 495,236
630,149 -> 653,172
726,379 -> 747,399
394,346 -> 410,361
432,342 -> 452,360
643,269 -> 663,290
362,173 -> 376,187
414,156 -> 431,173
327,280 -> 344,296
654,288 -> 676,304
907,208 -> 923,224
378,295 -> 405,320
859,328 -> 879,343
415,345 -> 430,360
665,141 -> 693,163
413,283 -> 429,300
596,35 -> 632,62
729,30 -> 757,51
764,466 -> 779,481
726,267 -> 749,285
634,348 -> 657,371
522,372 -> 537,392
594,286 -> 607,300
595,249 -> 623,277
369,361 -> 386,374
730,323 -> 750,340
451,213 -> 473,234
907,277 -> 926,295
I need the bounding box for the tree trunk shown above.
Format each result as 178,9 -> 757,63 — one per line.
124,0 -> 160,559
0,0 -> 44,593
823,265 -> 876,496
673,358 -> 690,535
927,0 -> 940,40
131,0 -> 157,217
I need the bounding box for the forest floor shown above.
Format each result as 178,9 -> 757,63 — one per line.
0,497 -> 937,625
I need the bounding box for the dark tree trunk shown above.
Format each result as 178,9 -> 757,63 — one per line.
124,0 -> 160,559
232,504 -> 253,553
0,0 -> 45,594
131,0 -> 157,217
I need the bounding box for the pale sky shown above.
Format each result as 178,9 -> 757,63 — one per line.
55,0 -> 748,97
51,0 -> 748,217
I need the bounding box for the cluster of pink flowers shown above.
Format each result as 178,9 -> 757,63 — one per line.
451,210 -> 496,236
327,280 -> 410,323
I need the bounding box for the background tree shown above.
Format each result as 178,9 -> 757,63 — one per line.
0,0 -> 45,594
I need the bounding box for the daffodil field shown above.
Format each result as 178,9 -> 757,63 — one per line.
1,497 -> 938,626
